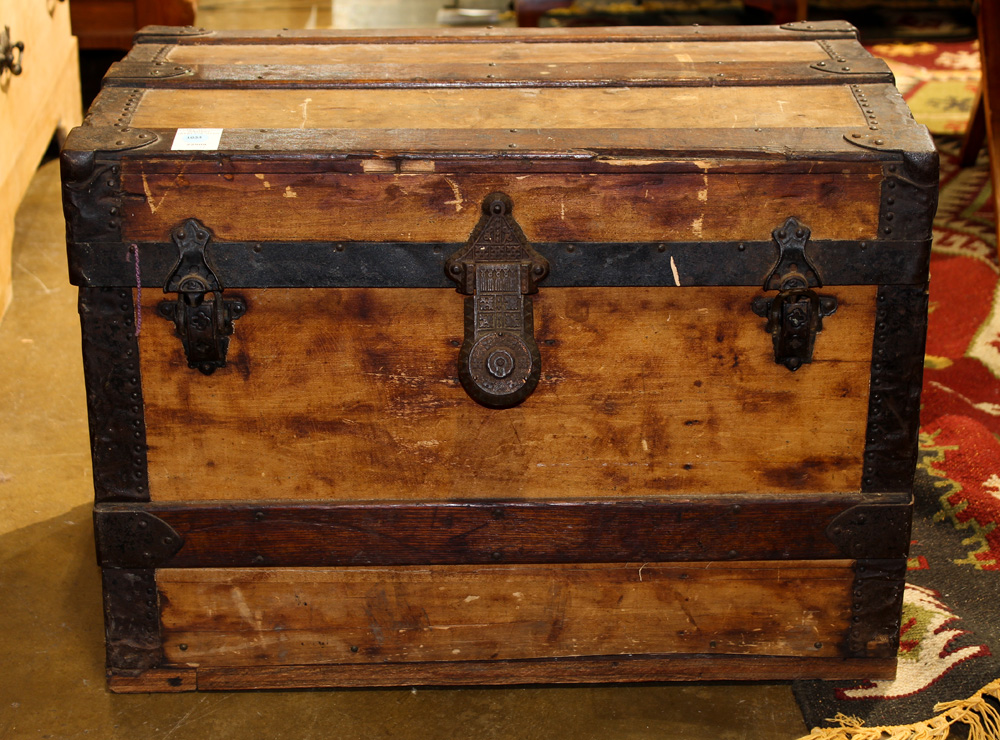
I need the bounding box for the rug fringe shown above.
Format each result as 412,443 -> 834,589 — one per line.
796,678 -> 1000,740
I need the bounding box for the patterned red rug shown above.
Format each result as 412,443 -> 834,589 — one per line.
792,137 -> 1000,738
868,40 -> 980,135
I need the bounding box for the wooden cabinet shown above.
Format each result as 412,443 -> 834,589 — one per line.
0,0 -> 81,323
69,0 -> 195,50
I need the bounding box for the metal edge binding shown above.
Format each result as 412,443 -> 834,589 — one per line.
780,20 -> 858,35
825,500 -> 912,559
77,288 -> 150,503
102,568 -> 164,671
809,60 -> 891,76
64,125 -> 160,152
844,559 -> 907,659
95,510 -> 185,568
133,25 -> 214,42
104,61 -> 193,80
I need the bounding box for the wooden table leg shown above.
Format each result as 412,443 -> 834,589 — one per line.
968,0 -> 1000,252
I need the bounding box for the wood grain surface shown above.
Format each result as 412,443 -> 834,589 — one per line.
185,655 -> 897,689
139,286 -> 875,502
121,170 -> 882,243
130,86 -> 865,131
157,561 -> 854,666
166,40 -> 828,66
109,655 -> 898,691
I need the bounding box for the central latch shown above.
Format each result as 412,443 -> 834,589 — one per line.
157,218 -> 246,375
446,193 -> 549,408
752,217 -> 838,371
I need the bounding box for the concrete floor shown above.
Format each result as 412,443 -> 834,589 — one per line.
0,2 -> 811,737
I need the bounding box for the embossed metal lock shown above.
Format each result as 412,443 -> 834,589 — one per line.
752,217 -> 838,371
157,219 -> 246,375
446,193 -> 549,408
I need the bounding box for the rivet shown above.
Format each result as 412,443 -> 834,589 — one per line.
335,243 -> 345,252
814,642 -> 823,649
728,550 -> 738,558
887,197 -> 895,205
657,244 -> 666,253
450,264 -> 462,274
817,61 -> 826,67
255,510 -> 265,520
566,244 -> 575,253
508,143 -> 516,148
860,242 -> 867,250
874,139 -> 884,146
886,213 -> 894,221
842,66 -> 850,71
179,644 -> 188,651
737,243 -> 745,251
852,132 -> 862,138
795,228 -> 804,238
350,645 -> 359,653
138,520 -> 148,529
732,504 -> 742,513
709,641 -> 717,648
491,551 -> 502,561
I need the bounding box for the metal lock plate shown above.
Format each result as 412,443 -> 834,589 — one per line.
446,193 -> 549,408
752,217 -> 838,371
157,219 -> 246,375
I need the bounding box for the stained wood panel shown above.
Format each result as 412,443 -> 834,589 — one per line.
166,40 -> 828,66
139,286 -> 876,502
121,171 -> 882,243
129,86 -> 865,131
184,656 -> 898,690
158,562 -> 854,666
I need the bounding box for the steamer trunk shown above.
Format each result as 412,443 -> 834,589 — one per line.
63,22 -> 936,692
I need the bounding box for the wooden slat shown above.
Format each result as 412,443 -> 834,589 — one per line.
135,24 -> 860,45
129,86 -> 865,131
188,656 -> 897,689
108,667 -> 197,693
97,495 -> 911,567
140,286 -> 875,502
121,171 -> 882,243
165,40 -> 829,66
157,562 -> 854,666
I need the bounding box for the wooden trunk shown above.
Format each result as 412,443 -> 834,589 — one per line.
63,22 -> 936,692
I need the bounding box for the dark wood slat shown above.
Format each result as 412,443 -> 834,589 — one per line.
63,125 -> 921,160
187,655 -> 896,690
103,60 -> 891,88
94,495 -> 912,568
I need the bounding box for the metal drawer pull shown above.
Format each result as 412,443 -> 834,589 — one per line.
1,26 -> 24,76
